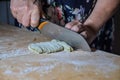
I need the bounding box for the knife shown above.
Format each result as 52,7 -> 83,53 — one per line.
35,19 -> 91,51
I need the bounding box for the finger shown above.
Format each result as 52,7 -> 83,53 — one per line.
16,12 -> 24,23
10,0 -> 16,18
65,22 -> 74,29
71,23 -> 84,32
71,25 -> 80,32
16,15 -> 22,24
22,12 -> 31,27
30,5 -> 40,27
65,20 -> 79,29
10,7 -> 17,18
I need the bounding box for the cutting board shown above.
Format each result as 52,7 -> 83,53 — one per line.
0,24 -> 120,80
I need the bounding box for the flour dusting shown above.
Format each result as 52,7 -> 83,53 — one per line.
0,48 -> 30,59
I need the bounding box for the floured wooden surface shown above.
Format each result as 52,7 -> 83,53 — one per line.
0,24 -> 50,59
0,24 -> 120,80
0,51 -> 120,80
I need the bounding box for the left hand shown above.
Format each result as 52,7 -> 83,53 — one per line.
65,20 -> 84,33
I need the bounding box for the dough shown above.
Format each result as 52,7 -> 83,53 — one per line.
28,39 -> 73,54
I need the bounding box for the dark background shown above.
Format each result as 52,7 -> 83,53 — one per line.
113,8 -> 120,55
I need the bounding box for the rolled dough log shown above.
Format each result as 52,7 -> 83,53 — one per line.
28,39 -> 73,54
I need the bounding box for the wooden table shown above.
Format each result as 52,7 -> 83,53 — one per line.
0,24 -> 120,80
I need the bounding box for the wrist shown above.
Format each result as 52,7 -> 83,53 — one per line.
84,18 -> 102,34
82,18 -> 101,44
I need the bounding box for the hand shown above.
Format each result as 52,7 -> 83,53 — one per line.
65,20 -> 98,44
65,20 -> 84,33
10,0 -> 41,27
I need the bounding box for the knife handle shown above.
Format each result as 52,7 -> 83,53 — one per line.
37,18 -> 48,30
38,21 -> 48,30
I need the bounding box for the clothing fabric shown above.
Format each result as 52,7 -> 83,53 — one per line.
43,0 -> 96,26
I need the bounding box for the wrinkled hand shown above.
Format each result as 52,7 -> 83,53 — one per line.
10,0 -> 40,27
65,20 -> 98,44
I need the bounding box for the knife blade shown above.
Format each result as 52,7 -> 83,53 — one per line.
37,20 -> 91,51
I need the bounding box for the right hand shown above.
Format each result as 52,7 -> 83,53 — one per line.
10,0 -> 41,27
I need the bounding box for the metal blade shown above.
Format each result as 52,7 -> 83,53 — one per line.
40,22 -> 91,51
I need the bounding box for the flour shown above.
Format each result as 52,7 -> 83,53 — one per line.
3,63 -> 57,76
4,70 -> 13,75
0,51 -> 119,80
43,52 -> 120,75
0,48 -> 30,59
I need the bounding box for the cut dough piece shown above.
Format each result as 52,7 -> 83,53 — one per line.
28,39 -> 73,54
52,40 -> 73,52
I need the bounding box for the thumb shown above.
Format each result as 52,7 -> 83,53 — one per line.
31,5 -> 40,27
80,31 -> 93,44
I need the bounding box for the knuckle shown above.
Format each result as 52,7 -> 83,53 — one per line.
71,26 -> 79,32
24,5 -> 29,11
65,23 -> 72,29
31,22 -> 38,27
22,21 -> 29,27
13,8 -> 18,12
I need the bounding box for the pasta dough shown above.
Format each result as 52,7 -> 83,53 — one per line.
28,39 -> 73,54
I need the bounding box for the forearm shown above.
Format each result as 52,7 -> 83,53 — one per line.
84,0 -> 120,33
82,0 -> 120,43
